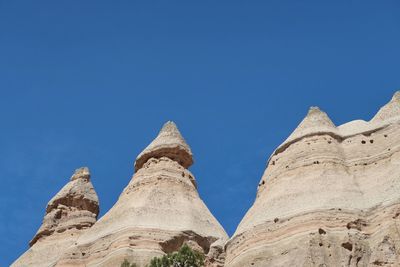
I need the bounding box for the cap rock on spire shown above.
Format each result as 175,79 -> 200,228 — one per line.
134,121 -> 193,171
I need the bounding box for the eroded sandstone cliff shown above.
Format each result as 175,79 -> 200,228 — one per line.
225,92 -> 400,267
12,92 -> 400,267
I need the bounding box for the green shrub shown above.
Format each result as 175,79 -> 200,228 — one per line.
148,244 -> 204,267
121,259 -> 138,267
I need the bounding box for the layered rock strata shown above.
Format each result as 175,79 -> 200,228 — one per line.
55,121 -> 228,267
225,92 -> 400,267
12,167 -> 99,267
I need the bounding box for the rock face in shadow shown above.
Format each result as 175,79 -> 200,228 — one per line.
12,167 -> 99,267
225,91 -> 400,267
55,121 -> 228,267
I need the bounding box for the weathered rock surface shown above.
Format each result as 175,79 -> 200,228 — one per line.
225,92 -> 400,267
55,121 -> 228,267
13,93 -> 400,267
134,121 -> 194,172
12,167 -> 99,267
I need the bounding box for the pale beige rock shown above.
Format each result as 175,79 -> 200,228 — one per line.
14,92 -> 400,267
135,121 -> 193,172
55,122 -> 227,267
225,91 -> 400,267
12,167 -> 99,267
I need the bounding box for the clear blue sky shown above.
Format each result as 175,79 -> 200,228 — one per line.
1,1 -> 399,265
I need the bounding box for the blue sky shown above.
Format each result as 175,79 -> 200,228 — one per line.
1,1 -> 399,265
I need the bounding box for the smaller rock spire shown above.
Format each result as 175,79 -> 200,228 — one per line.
285,106 -> 337,141
135,121 -> 193,171
371,91 -> 400,123
29,167 -> 99,246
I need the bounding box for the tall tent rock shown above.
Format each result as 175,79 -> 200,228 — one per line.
225,91 -> 400,267
55,121 -> 228,267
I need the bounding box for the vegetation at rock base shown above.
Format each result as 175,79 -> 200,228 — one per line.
121,259 -> 138,267
121,244 -> 204,267
148,244 -> 204,267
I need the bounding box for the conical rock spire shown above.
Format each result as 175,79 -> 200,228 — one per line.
280,106 -> 337,148
12,167 -> 99,267
56,122 -> 227,267
135,121 -> 193,171
226,94 -> 400,267
31,167 -> 98,246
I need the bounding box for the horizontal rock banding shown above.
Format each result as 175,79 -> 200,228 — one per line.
226,91 -> 400,267
55,122 -> 227,267
12,167 -> 99,267
12,91 -> 400,267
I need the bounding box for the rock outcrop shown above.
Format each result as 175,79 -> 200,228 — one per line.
12,167 -> 99,267
55,121 -> 228,267
225,92 -> 400,266
13,92 -> 400,267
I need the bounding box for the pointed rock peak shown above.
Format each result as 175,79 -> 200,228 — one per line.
294,106 -> 336,132
70,166 -> 90,181
371,91 -> 400,123
135,121 -> 193,171
308,106 -> 322,114
280,106 -> 337,146
161,120 -> 180,133
29,167 -> 99,246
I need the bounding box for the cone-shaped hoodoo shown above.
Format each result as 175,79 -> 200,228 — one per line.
226,92 -> 400,267
12,167 -> 99,267
54,122 -> 227,267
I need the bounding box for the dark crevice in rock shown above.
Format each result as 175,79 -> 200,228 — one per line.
342,242 -> 353,251
159,230 -> 217,255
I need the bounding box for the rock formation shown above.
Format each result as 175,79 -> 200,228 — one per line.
225,92 -> 400,266
54,121 -> 228,267
13,92 -> 400,267
12,167 -> 99,267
